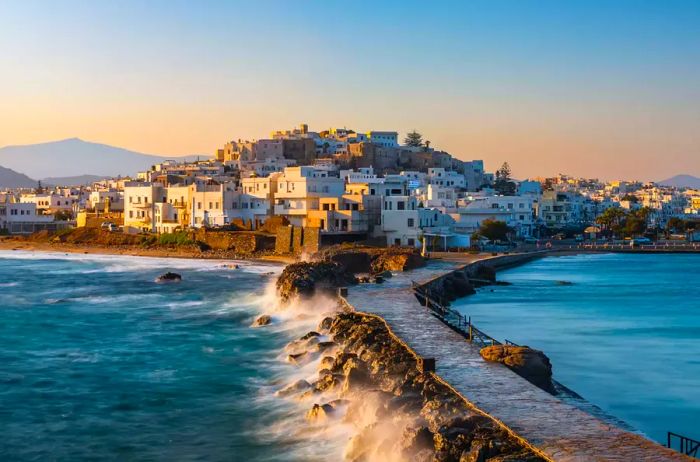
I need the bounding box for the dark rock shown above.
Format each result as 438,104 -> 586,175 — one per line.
480,345 -> 556,394
155,272 -> 182,283
251,314 -> 272,327
306,403 -> 334,421
287,352 -> 312,366
313,341 -> 337,353
300,331 -> 321,340
318,317 -> 334,332
400,426 -> 434,454
276,261 -> 356,302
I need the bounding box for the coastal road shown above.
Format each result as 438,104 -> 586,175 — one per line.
345,256 -> 692,462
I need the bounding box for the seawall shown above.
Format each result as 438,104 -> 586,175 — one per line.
341,253 -> 693,461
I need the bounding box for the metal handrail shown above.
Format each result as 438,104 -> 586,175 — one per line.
411,282 -> 501,348
667,432 -> 700,458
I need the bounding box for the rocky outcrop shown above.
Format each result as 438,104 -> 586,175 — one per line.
276,261 -> 356,302
370,249 -> 425,273
313,245 -> 426,275
480,345 -> 556,395
280,312 -> 544,462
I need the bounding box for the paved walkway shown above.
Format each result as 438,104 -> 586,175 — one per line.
345,260 -> 690,462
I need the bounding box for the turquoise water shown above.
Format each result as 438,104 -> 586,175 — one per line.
453,253 -> 700,444
0,251 -> 329,461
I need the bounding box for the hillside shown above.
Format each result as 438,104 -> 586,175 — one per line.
657,174 -> 700,189
42,175 -> 109,187
0,166 -> 36,189
0,138 -> 208,179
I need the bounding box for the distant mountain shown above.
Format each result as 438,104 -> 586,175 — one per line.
0,165 -> 36,189
0,138 -> 209,179
41,174 -> 110,187
657,174 -> 700,189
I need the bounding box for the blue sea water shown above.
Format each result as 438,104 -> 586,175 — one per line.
453,253 -> 700,444
0,251 -> 337,461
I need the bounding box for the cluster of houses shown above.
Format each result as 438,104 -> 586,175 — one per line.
2,124 -> 699,248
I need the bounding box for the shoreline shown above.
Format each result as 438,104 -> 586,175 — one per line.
0,237 -> 296,265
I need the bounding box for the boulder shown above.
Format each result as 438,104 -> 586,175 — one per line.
251,314 -> 272,327
276,379 -> 311,397
287,352 -> 312,366
300,331 -> 321,340
305,403 -> 334,422
317,317 -> 334,332
313,341 -> 337,353
276,261 -> 356,302
155,272 -> 182,283
480,345 -> 555,394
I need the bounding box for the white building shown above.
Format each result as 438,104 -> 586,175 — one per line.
124,182 -> 166,233
273,167 -> 345,227
0,195 -> 55,234
427,168 -> 466,189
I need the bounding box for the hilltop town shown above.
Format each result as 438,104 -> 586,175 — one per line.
1,123 -> 699,253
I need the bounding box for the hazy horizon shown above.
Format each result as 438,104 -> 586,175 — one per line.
2,0 -> 700,181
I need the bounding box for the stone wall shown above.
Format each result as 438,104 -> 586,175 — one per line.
195,229 -> 274,254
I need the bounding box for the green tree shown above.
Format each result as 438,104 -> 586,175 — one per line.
666,217 -> 686,233
494,162 -> 516,195
475,219 -> 512,242
404,130 -> 424,147
595,207 -> 627,237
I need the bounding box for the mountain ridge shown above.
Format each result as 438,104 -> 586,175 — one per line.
0,165 -> 36,189
0,138 -> 209,179
657,174 -> 700,189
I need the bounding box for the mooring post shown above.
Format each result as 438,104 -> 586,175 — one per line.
468,316 -> 472,343
338,287 -> 348,297
417,357 -> 436,373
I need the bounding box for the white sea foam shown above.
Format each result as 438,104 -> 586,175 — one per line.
0,282 -> 19,287
0,249 -> 282,275
241,281 -> 427,462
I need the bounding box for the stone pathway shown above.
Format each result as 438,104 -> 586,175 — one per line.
345,260 -> 691,462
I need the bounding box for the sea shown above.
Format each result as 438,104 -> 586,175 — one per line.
0,251 -> 347,461
452,252 -> 700,445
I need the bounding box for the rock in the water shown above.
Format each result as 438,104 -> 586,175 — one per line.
305,403 -> 334,421
252,314 -> 272,327
313,341 -> 337,353
287,352 -> 312,366
300,331 -> 321,340
480,345 -> 555,394
276,379 -> 311,397
276,261 -> 356,302
155,272 -> 182,283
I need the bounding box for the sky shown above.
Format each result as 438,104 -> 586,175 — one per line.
1,0 -> 699,181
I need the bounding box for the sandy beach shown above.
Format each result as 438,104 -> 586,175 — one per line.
0,236 -> 296,264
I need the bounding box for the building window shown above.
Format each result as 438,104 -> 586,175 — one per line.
407,238 -> 415,246
197,202 -> 202,210
407,218 -> 415,227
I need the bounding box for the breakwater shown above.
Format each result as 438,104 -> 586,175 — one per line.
342,254 -> 693,461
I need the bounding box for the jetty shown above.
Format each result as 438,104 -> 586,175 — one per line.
344,253 -> 692,462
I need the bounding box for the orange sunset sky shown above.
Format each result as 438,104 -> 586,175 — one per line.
1,1 -> 699,181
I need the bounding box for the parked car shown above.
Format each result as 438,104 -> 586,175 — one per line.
100,221 -> 114,229
630,237 -> 652,247
523,237 -> 538,244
